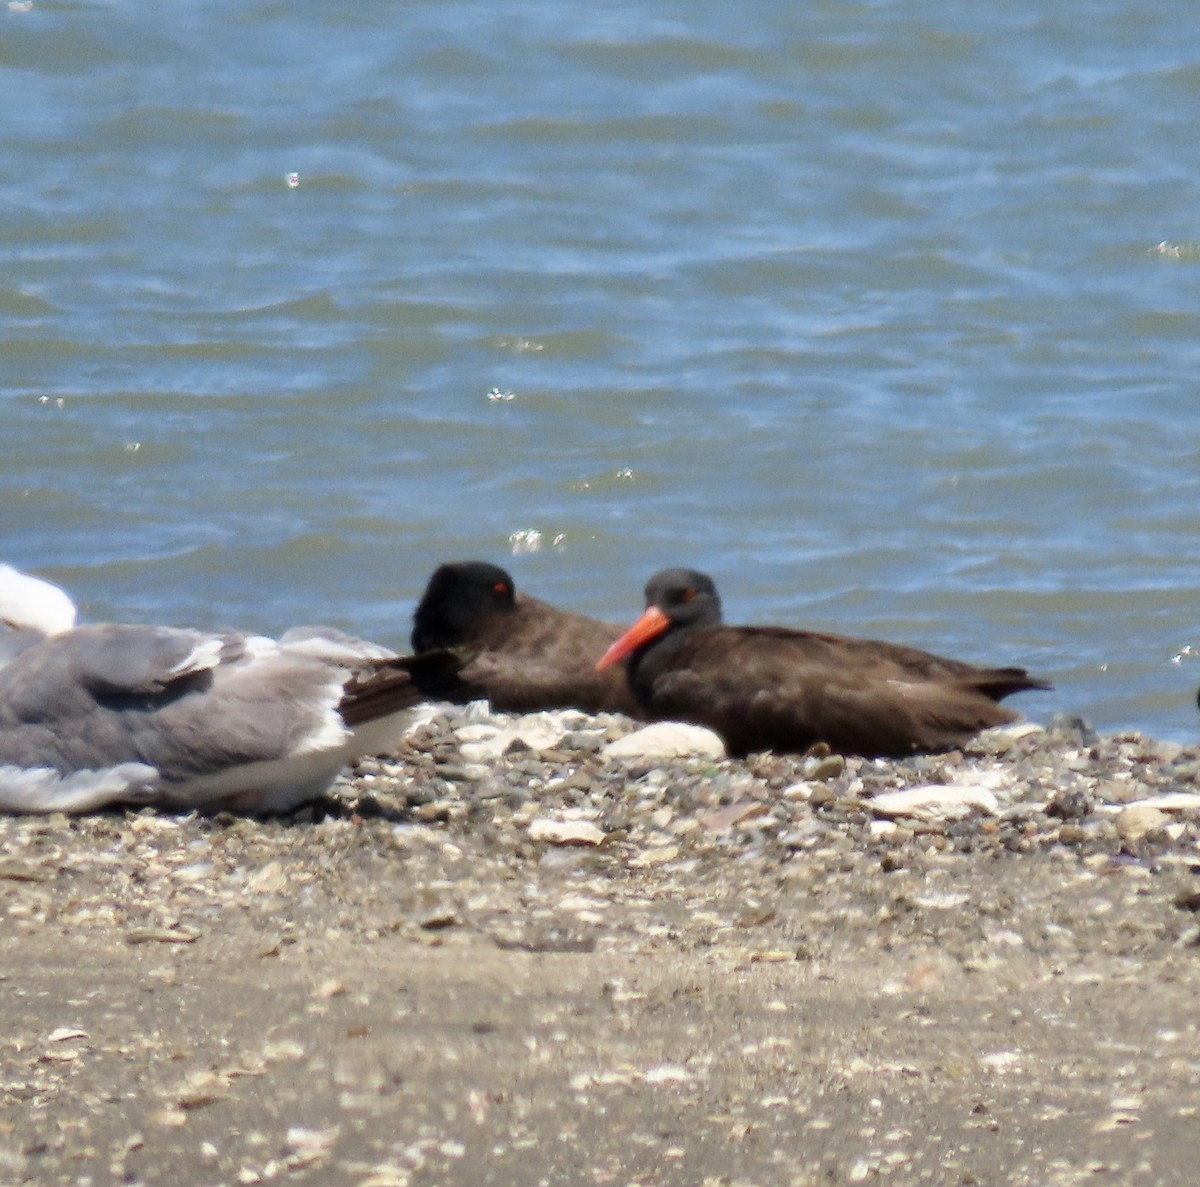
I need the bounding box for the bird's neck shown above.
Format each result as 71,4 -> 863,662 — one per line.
626,617 -> 704,695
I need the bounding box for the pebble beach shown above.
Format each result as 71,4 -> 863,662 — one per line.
3,706 -> 1200,1186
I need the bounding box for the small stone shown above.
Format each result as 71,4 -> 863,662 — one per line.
176,1071 -> 231,1109
702,800 -> 769,832
562,731 -> 604,753
988,928 -> 1025,948
283,1126 -> 338,1168
247,861 -> 287,895
414,802 -> 451,824
125,925 -> 202,945
1127,792 -> 1200,812
640,1063 -> 693,1084
869,785 -> 998,821
1046,790 -> 1092,820
0,860 -> 51,882
603,721 -> 725,760
781,781 -> 814,801
803,754 -> 846,781
630,844 -> 680,867
435,764 -> 488,783
1047,714 -> 1099,746
261,1039 -> 306,1064
418,906 -> 458,930
458,717 -> 565,760
1115,804 -> 1168,842
912,891 -> 970,910
1093,779 -> 1141,805
527,817 -> 607,846
979,1050 -> 1021,1073
1174,889 -> 1200,913
46,1027 -> 88,1043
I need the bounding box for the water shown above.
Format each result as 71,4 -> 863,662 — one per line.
4,0 -> 1200,739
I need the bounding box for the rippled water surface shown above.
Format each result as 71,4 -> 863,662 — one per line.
4,0 -> 1200,738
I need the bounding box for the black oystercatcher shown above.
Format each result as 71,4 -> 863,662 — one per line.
597,568 -> 1049,758
412,561 -> 643,717
0,616 -> 474,815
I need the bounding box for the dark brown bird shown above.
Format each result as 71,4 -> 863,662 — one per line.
596,568 -> 1049,758
412,561 -> 643,717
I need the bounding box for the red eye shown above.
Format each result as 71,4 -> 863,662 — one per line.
494,582 -> 509,595
682,588 -> 696,602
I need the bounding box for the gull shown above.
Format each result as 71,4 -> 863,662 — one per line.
0,566 -> 472,815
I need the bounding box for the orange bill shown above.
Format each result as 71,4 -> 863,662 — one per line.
596,605 -> 670,670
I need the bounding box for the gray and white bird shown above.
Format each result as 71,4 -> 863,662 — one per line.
0,567 -> 473,815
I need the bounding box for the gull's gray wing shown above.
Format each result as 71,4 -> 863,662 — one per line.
0,624 -> 294,813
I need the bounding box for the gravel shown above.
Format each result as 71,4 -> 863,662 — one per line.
2,706 -> 1200,1185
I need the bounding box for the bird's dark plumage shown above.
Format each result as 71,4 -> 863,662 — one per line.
597,567 -> 1049,759
412,561 -> 643,717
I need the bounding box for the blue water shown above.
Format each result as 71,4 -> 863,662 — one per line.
4,0 -> 1200,738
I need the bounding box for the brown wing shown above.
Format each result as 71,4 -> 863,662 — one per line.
461,596 -> 644,717
338,649 -> 482,727
736,626 -> 1048,693
645,626 -> 1045,758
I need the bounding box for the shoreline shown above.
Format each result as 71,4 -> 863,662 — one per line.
2,708 -> 1199,1185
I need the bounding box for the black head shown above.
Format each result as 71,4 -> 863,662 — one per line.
596,568 -> 723,671
411,561 -> 517,652
643,568 -> 722,629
